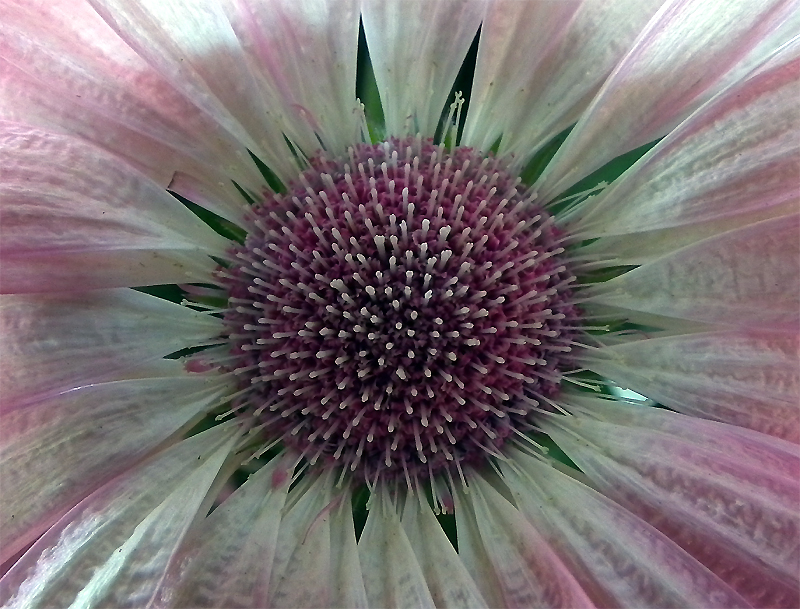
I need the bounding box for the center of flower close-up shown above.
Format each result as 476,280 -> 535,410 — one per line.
222,137 -> 579,481
2,0 -> 798,607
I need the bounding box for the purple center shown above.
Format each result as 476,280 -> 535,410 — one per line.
222,138 -> 580,482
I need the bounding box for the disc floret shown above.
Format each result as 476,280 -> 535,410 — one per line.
221,137 -> 581,483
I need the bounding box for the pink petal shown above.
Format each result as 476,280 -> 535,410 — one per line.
0,367 -> 233,564
87,0 -> 302,183
221,0 -> 362,155
454,473 -> 597,609
0,424 -> 239,608
358,485 -> 437,609
0,289 -> 223,409
0,123 -> 230,293
541,404 -> 800,608
361,0 -> 486,136
0,0 -> 265,213
462,0 -> 663,163
400,492 -> 488,609
585,214 -> 800,330
152,452 -> 294,608
501,449 -> 752,608
583,329 -> 800,442
536,0 -> 800,199
571,37 -> 799,239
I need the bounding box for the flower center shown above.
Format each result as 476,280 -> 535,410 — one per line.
222,137 -> 580,483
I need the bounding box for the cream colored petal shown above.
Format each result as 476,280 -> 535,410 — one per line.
361,0 -> 486,136
0,425 -> 239,609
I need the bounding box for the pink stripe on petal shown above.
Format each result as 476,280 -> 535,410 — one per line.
536,0 -> 800,199
541,404 -> 800,608
501,450 -> 752,608
152,453 -> 294,608
0,289 -> 223,409
0,369 -> 233,565
455,473 -> 597,609
584,330 -> 800,442
572,38 -> 800,238
0,424 -> 239,609
585,214 -> 800,330
362,0 -> 486,137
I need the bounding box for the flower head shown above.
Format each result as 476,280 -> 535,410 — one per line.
1,0 -> 798,608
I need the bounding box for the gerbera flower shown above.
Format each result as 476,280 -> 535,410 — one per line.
1,0 -> 798,607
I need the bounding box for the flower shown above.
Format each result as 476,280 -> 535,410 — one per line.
0,0 -> 798,607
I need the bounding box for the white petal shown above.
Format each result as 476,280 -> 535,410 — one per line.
358,485 -> 436,609
267,473 -> 363,608
221,0 -> 362,155
583,329 -> 799,442
0,368 -> 232,565
329,489 -> 369,609
501,449 -> 751,608
0,289 -> 223,408
462,0 -> 663,163
454,472 -> 596,609
153,453 -> 294,608
585,214 -> 800,330
577,196 -> 798,265
361,0 -> 486,136
571,36 -> 800,238
0,123 -> 230,293
536,0 -> 800,199
400,492 -> 488,609
540,404 -> 800,607
0,0 -> 265,214
0,425 -> 239,609
88,0 -> 301,182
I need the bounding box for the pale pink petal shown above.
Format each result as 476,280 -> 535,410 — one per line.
152,453 -> 294,608
361,0 -> 486,136
400,492 -> 488,609
267,473 -> 356,608
454,473 -> 597,609
540,404 -> 800,608
0,367 -> 233,565
358,486 -> 436,609
536,0 -> 800,199
583,330 -> 800,442
0,289 -> 223,408
462,0 -> 663,163
0,123 -> 230,293
578,196 -> 798,265
0,0 -> 265,211
329,490 -> 369,609
501,449 -> 752,608
0,62 -> 256,226
87,0 -> 302,183
0,424 -> 239,609
571,37 -> 799,238
585,214 -> 800,330
221,0 -> 362,156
